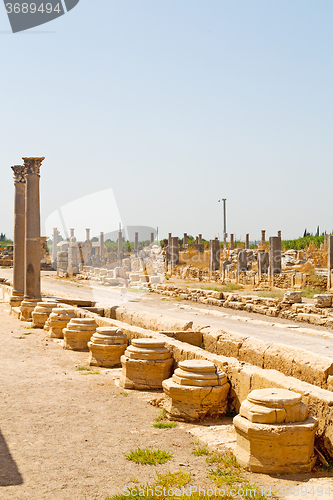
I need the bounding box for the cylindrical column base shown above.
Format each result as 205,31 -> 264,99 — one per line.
10,292 -> 24,308
20,298 -> 40,321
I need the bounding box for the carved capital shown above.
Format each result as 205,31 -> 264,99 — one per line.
22,157 -> 45,176
11,165 -> 26,184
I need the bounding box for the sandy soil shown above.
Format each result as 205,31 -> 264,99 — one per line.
1,302 -> 333,500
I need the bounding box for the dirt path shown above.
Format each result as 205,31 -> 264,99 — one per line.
1,302 -> 333,500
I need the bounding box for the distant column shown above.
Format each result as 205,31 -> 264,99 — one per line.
170,237 -> 179,267
183,233 -> 187,246
85,228 -> 90,241
67,228 -> 79,275
10,165 -> 26,307
198,234 -> 202,245
258,250 -> 269,279
245,234 -> 249,250
20,157 -> 44,321
118,228 -> 123,258
52,227 -> 57,270
168,233 -> 172,247
327,236 -> 333,290
269,236 -> 282,277
100,232 -> 104,258
230,234 -> 234,250
134,232 -> 139,253
150,232 -> 154,244
209,239 -> 220,272
237,251 -> 247,275
261,230 -> 266,247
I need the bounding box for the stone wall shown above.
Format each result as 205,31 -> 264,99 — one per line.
155,284 -> 333,328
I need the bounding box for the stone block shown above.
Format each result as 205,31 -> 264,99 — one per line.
63,317 -> 98,351
234,388 -> 318,473
238,338 -> 270,369
119,339 -> 173,390
45,307 -> 77,338
283,291 -> 302,304
314,294 -> 332,308
32,301 -> 58,328
88,327 -> 127,367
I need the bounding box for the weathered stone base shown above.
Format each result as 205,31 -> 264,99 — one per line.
162,379 -> 229,422
20,299 -> 40,321
63,329 -> 94,351
233,414 -> 318,473
119,356 -> 173,390
88,343 -> 127,367
32,312 -> 48,328
10,293 -> 24,308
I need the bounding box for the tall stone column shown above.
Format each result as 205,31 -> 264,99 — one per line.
327,236 -> 333,290
183,233 -> 187,246
245,234 -> 249,250
150,232 -> 154,244
269,236 -> 282,278
100,232 -> 104,258
134,232 -> 139,254
209,239 -> 220,272
10,165 -> 26,307
261,230 -> 266,247
118,227 -> 123,260
170,237 -> 179,268
52,227 -> 57,270
86,228 -> 90,241
20,157 -> 44,321
230,234 -> 234,250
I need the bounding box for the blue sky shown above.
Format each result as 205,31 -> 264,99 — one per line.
1,1 -> 333,242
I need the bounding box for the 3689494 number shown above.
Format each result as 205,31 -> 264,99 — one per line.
5,3 -> 62,14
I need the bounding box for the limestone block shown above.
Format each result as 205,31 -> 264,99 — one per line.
216,332 -> 245,358
119,339 -> 173,390
160,331 -> 203,347
240,389 -> 308,423
238,338 -> 270,369
234,414 -> 318,473
234,389 -> 318,473
129,274 -> 140,282
162,360 -> 229,422
32,301 -> 58,328
149,276 -> 161,284
283,291 -> 302,304
88,327 -> 127,367
314,294 -> 332,308
264,344 -> 294,377
63,318 -> 98,351
45,307 -> 77,338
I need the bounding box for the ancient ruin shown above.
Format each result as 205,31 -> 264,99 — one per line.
233,388 -> 318,473
45,307 -> 77,338
119,338 -> 173,390
63,317 -> 98,351
20,157 -> 44,321
32,301 -> 59,329
88,326 -> 127,367
162,360 -> 230,422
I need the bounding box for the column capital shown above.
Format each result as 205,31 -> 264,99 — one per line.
11,165 -> 26,184
22,157 -> 45,176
